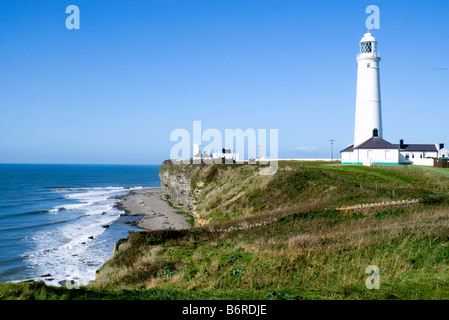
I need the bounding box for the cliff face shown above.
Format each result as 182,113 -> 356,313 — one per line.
158,160 -> 275,221
159,161 -> 195,211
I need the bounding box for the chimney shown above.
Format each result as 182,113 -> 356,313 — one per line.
372,128 -> 379,137
440,143 -> 444,150
400,139 -> 404,149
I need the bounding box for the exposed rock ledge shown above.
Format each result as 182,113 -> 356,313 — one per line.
159,160 -> 195,211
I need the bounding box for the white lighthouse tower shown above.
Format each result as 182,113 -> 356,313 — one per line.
353,31 -> 382,148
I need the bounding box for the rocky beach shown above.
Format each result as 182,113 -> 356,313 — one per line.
115,188 -> 191,231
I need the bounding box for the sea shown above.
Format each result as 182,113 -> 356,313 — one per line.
0,164 -> 161,287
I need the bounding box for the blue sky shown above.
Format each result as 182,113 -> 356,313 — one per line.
0,0 -> 448,164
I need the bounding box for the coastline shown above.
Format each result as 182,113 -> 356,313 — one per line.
115,188 -> 191,231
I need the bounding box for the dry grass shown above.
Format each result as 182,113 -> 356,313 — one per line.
91,204 -> 449,299
204,200 -> 327,232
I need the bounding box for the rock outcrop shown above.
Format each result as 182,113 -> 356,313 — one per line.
159,161 -> 195,211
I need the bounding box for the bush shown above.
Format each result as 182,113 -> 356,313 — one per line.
419,194 -> 448,205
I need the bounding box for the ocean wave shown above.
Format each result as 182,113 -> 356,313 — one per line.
49,186 -> 137,214
0,219 -> 70,233
21,186 -> 142,286
0,209 -> 50,220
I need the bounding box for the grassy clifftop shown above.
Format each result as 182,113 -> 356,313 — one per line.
2,162 -> 449,300
163,160 -> 449,222
90,161 -> 449,299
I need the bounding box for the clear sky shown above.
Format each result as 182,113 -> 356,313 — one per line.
0,0 -> 448,164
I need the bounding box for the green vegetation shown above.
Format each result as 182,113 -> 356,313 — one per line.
89,204 -> 449,300
1,161 -> 449,300
165,198 -> 195,227
189,161 -> 449,221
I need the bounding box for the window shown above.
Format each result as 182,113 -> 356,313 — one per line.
367,63 -> 371,68
360,41 -> 373,53
405,154 -> 410,160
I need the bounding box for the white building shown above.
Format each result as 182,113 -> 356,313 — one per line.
193,152 -> 213,160
193,144 -> 213,161
193,145 -> 239,162
396,140 -> 438,165
341,132 -> 441,166
340,31 -> 444,166
341,129 -> 399,166
193,144 -> 202,156
438,144 -> 449,159
341,132 -> 443,166
212,148 -> 240,162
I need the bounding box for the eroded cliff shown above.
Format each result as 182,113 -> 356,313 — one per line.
159,160 -> 195,211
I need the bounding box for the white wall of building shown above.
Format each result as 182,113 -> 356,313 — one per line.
341,149 -> 399,166
212,153 -> 240,161
342,149 -> 441,166
407,158 -> 434,166
359,149 -> 399,166
340,151 -> 353,164
439,148 -> 449,159
193,144 -> 201,156
399,151 -> 438,165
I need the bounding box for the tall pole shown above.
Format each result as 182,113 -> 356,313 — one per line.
329,140 -> 335,162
